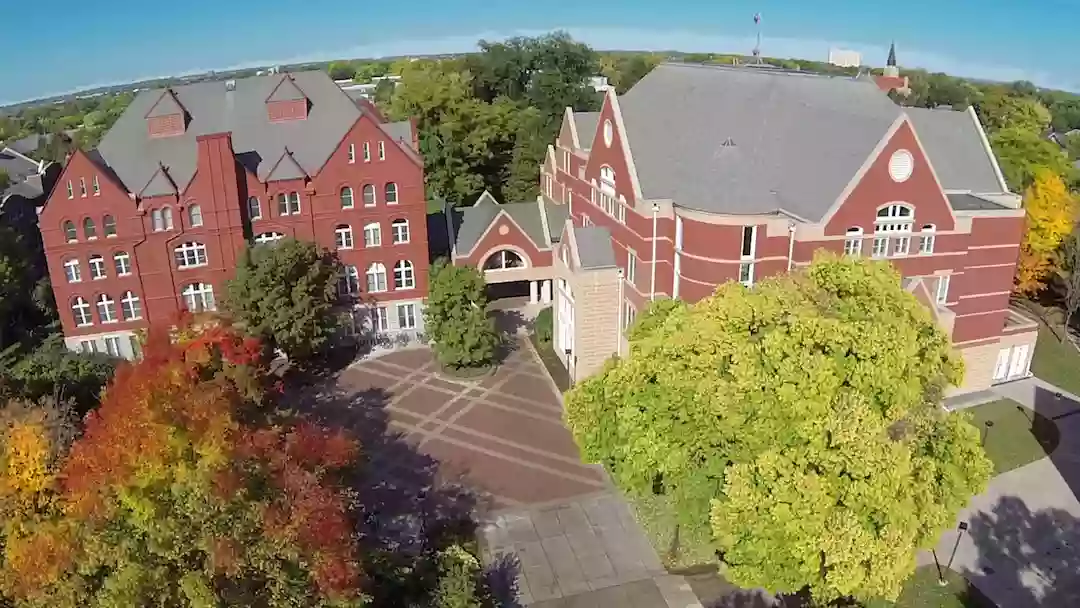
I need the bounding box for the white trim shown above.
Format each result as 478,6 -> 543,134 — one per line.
818,114 -> 905,227
966,105 -> 1010,192
606,89 -> 645,201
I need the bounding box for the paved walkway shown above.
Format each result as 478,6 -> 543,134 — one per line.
920,377 -> 1080,607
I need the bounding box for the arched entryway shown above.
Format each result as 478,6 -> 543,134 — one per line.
482,249 -> 526,271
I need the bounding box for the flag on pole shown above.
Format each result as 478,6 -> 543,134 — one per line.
754,12 -> 761,24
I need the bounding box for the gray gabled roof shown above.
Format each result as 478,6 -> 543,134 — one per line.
453,192 -> 551,255
383,121 -> 413,145
572,111 -> 600,150
904,107 -> 1006,193
265,150 -> 308,181
616,63 -> 903,221
266,75 -> 308,102
573,226 -> 617,270
145,89 -> 185,118
96,70 -> 365,194
544,201 -> 569,242
141,166 -> 177,197
946,193 -> 1007,211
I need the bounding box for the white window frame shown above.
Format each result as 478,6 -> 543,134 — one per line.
72,297 -> 92,327
83,217 -> 97,240
871,236 -> 889,259
162,207 -> 174,231
385,182 -> 398,204
247,197 -> 262,221
174,242 -> 209,269
483,250 -> 526,271
740,225 -> 758,260
79,339 -> 98,354
738,262 -> 754,287
64,259 -> 82,283
104,215 -> 117,237
843,227 -> 863,256
363,223 -> 382,248
121,290 -> 142,320
363,142 -> 371,162
623,300 -> 636,330
377,141 -> 385,160
372,306 -> 389,331
397,303 -> 416,329
391,219 -> 410,244
92,175 -> 100,196
394,260 -> 415,289
182,283 -> 216,313
893,235 -> 910,257
64,221 -> 77,242
89,255 -> 106,280
348,143 -> 356,164
919,225 -> 936,254
104,336 -> 122,357
66,181 -> 73,199
97,294 -> 117,323
340,187 -> 354,209
339,265 -> 360,296
188,204 -> 203,228
874,204 -> 913,254
362,184 -> 376,206
114,252 -> 132,276
936,275 -> 950,305
626,251 -> 637,284
366,263 -> 388,293
79,177 -> 87,197
335,225 -> 354,250
255,232 -> 284,244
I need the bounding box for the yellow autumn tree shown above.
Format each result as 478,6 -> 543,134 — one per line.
0,399 -> 77,518
1015,169 -> 1078,296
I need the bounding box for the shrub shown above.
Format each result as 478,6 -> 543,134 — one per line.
533,307 -> 553,345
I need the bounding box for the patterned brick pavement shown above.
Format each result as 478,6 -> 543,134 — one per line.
335,339 -> 607,508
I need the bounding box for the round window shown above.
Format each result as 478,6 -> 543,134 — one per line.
603,119 -> 613,147
889,149 -> 914,182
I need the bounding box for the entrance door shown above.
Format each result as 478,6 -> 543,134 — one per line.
1008,344 -> 1031,379
992,348 -> 1010,382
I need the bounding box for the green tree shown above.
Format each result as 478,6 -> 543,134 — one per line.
423,260 -> 498,370
977,92 -> 1052,134
565,255 -> 990,604
0,334 -> 117,413
0,169 -> 9,192
1064,132 -> 1080,161
989,127 -> 1074,191
327,60 -> 357,81
225,238 -> 340,362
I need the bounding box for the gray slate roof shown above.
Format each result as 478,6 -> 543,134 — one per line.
383,121 -> 413,145
141,167 -> 177,197
572,112 -> 599,149
266,151 -> 308,182
543,202 -> 569,243
573,226 -> 617,270
97,71 -> 367,194
146,90 -> 185,118
946,193 -> 1007,211
453,191 -> 551,255
904,107 -> 1005,193
617,63 -> 903,221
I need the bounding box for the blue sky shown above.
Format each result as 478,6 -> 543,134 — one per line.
5,0 -> 1077,105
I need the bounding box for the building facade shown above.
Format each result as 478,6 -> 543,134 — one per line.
39,71 -> 429,358
452,62 -> 1036,395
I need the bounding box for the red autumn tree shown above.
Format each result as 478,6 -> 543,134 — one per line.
0,320 -> 365,607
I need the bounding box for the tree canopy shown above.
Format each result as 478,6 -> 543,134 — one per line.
564,255 -> 991,603
1015,169 -> 1079,295
423,260 -> 498,370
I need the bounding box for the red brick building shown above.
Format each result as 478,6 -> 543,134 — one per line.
40,71 -> 429,358
452,63 -> 1036,395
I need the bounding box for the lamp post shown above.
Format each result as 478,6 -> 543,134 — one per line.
981,420 -> 994,446
937,521 -> 969,586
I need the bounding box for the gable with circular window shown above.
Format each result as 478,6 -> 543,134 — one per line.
888,149 -> 914,183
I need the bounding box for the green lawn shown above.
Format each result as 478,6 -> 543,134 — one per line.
865,566 -> 996,608
528,334 -> 571,392
964,398 -> 1059,475
1031,324 -> 1080,397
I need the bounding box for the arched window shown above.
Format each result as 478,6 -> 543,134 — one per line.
391,218 -> 410,244
335,225 -> 354,249
385,182 -> 398,204
338,265 -> 360,296
88,255 -> 106,280
83,217 -> 97,239
255,232 -> 284,245
151,209 -> 164,232
362,184 -> 376,206
340,187 -> 354,209
919,224 -> 936,254
114,252 -> 132,276
483,250 -> 525,271
162,207 -> 174,231
599,165 -> 615,193
366,263 -> 388,293
71,297 -> 92,327
363,222 -> 382,247
394,260 -> 415,289
874,204 -> 913,232
174,242 -> 208,268
181,283 -> 216,313
103,215 -> 117,237
63,221 -> 77,242
63,259 -> 81,283
247,196 -> 262,221
121,291 -> 142,320
96,294 -> 117,323
843,227 -> 863,257
188,204 -> 203,227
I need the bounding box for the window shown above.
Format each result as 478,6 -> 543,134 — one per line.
63,259 -> 82,283
103,215 -> 117,237
79,178 -> 87,197
391,219 -> 410,244
182,283 -> 216,313
114,252 -> 131,276
66,181 -> 73,199
483,250 -> 525,270
340,187 -> 354,209
936,275 -> 950,305
740,225 -> 757,259
339,265 -> 360,296
562,149 -> 571,170
72,297 -> 92,327
83,217 -> 97,239
348,143 -> 356,163
96,294 -> 117,323
247,197 -> 262,221
394,260 -> 415,289
623,300 -> 636,330
385,183 -> 398,204
188,204 -> 203,227
104,336 -> 122,357
277,192 -> 300,215
363,223 -> 382,247
335,225 -> 354,249
738,262 -> 754,287
603,119 -> 613,147
371,306 -> 389,331
598,166 -> 616,218
174,242 -> 208,268
92,175 -> 100,196
79,340 -> 98,354
919,225 -> 936,254
626,251 -> 637,284
377,141 -> 385,160
89,255 -> 106,280
151,209 -> 164,232
844,227 -> 862,256
872,236 -> 888,258
363,142 -> 371,162
366,263 -> 388,292
163,207 -> 174,231
362,184 -> 376,206
121,291 -> 142,320
397,303 -> 416,329
255,232 -> 284,244
893,236 -> 910,256
875,204 -> 913,233
63,221 -> 77,242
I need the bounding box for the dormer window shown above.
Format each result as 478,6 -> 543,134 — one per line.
145,89 -> 187,138
265,75 -> 309,122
